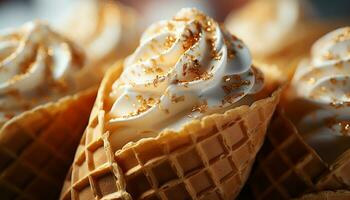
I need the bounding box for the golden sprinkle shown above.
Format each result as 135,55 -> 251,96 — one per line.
164,35 -> 176,48
333,28 -> 350,43
192,100 -> 208,113
167,22 -> 175,31
171,95 -> 185,103
221,75 -> 251,94
182,22 -> 201,50
308,77 -> 316,84
330,78 -> 337,85
335,61 -> 344,69
152,75 -> 165,87
143,66 -> 164,74
322,51 -> 338,60
228,48 -> 236,59
329,101 -> 350,109
204,19 -> 215,32
325,117 -> 350,136
123,96 -> 160,118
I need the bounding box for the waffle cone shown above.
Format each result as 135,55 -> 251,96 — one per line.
249,109 -> 350,200
60,62 -> 281,200
0,87 -> 97,199
295,190 -> 350,200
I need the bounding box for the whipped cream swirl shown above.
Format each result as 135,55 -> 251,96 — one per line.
292,27 -> 350,163
60,0 -> 138,66
108,8 -> 263,149
226,0 -> 305,56
293,27 -> 350,111
0,21 -> 84,123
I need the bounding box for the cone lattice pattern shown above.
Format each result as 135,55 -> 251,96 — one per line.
60,65 -> 280,200
295,190 -> 350,200
249,110 -> 350,200
0,88 -> 96,200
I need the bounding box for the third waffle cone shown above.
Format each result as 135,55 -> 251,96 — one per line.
60,62 -> 281,200
249,109 -> 350,200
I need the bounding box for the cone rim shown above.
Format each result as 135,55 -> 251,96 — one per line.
0,86 -> 97,134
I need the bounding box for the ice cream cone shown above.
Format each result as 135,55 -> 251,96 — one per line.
295,190 -> 350,200
60,60 -> 281,200
249,109 -> 350,200
225,0 -> 343,83
0,87 -> 97,199
0,21 -> 101,199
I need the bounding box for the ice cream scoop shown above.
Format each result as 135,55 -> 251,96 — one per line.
0,21 -> 85,124
0,21 -> 97,200
248,28 -> 350,200
107,8 -> 264,150
225,0 -> 335,82
291,27 -> 350,163
59,0 -> 139,85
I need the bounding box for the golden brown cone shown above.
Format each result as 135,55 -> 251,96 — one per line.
60,62 -> 281,200
249,109 -> 350,200
0,87 -> 97,199
295,190 -> 350,200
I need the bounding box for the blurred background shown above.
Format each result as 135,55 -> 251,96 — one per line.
0,0 -> 349,30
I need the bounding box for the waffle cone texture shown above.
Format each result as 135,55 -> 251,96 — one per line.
295,190 -> 350,200
0,87 -> 97,200
60,63 -> 281,200
249,109 -> 350,200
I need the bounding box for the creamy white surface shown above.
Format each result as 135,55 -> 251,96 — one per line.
107,8 -> 263,150
292,27 -> 350,163
60,0 -> 138,66
293,27 -> 350,108
0,21 -> 84,123
225,0 -> 304,56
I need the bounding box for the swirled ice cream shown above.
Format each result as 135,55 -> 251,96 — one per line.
107,8 -> 264,149
226,0 -> 303,56
60,0 -> 138,69
291,27 -> 350,163
225,0 -> 334,80
0,21 -> 85,124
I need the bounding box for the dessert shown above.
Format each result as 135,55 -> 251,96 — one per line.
59,0 -> 139,87
249,27 -> 350,199
225,0 -> 336,82
60,8 -> 281,200
0,21 -> 96,199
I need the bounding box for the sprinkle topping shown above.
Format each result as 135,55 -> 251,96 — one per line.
109,8 -> 262,128
0,21 -> 85,122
